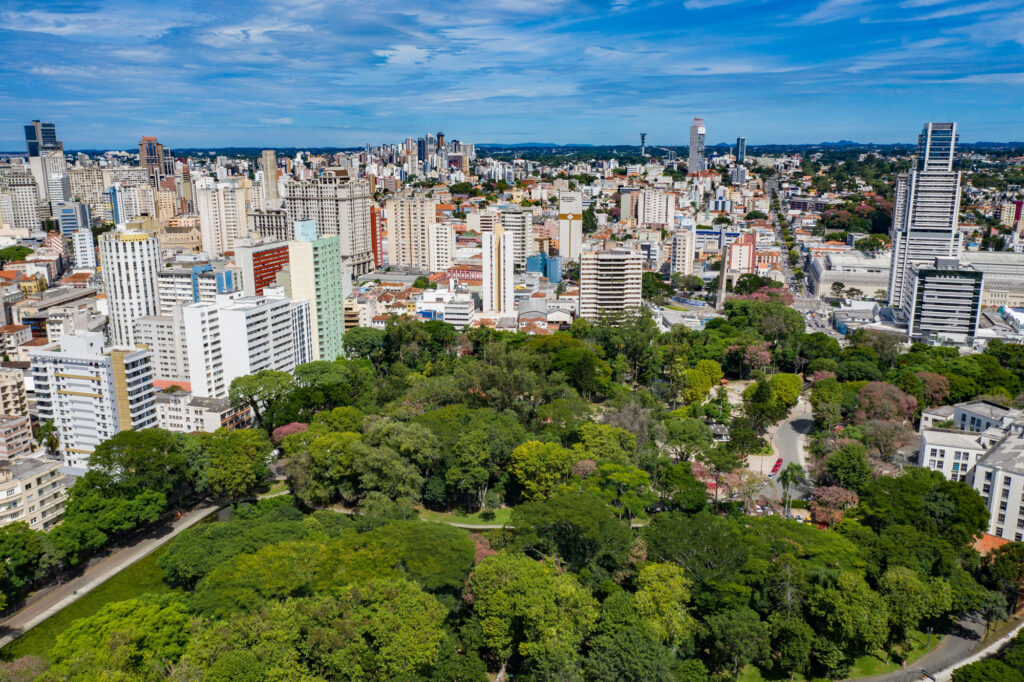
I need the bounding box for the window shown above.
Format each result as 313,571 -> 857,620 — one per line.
983,484 -> 991,493
929,460 -> 937,468
1000,501 -> 1008,511
998,527 -> 1005,537
1004,489 -> 1011,499
999,514 -> 1006,523
986,471 -> 993,481
1006,476 -> 1013,486
1017,533 -> 1022,542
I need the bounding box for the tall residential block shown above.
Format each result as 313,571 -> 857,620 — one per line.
557,191 -> 583,261
31,331 -> 157,470
888,122 -> 962,307
183,293 -> 312,398
196,180 -> 248,256
482,226 -> 515,314
428,223 -> 455,272
670,229 -> 696,276
637,189 -> 675,228
284,169 -> 373,275
99,231 -> 161,347
688,118 -> 706,173
579,247 -> 643,320
500,210 -> 531,269
71,229 -> 96,269
284,219 -> 348,361
386,195 -> 436,268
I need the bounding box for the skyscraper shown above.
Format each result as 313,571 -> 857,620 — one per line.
888,122 -> 962,308
99,231 -> 161,347
688,118 -> 706,173
261,150 -> 279,203
25,121 -> 62,200
385,195 -> 436,268
196,180 -> 249,256
736,136 -> 747,164
138,136 -> 175,188
557,191 -> 583,261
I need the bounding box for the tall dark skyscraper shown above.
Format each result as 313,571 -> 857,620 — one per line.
24,120 -> 62,157
138,136 -> 175,188
736,136 -> 746,163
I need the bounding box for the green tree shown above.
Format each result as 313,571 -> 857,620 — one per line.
634,562 -> 697,651
509,440 -> 574,501
644,512 -> 749,585
823,441 -> 873,493
197,429 -> 273,500
466,551 -> 598,676
704,607 -> 770,677
229,370 -> 296,432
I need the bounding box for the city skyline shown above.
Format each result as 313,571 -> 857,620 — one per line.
2,0 -> 1024,149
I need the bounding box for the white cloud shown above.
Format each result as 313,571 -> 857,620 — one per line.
373,45 -> 431,66
795,0 -> 872,25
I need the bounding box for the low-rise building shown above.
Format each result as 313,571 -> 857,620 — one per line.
155,390 -> 253,433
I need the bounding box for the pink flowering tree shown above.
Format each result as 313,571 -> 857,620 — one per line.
271,422 -> 308,444
809,486 -> 858,527
856,382 -> 917,423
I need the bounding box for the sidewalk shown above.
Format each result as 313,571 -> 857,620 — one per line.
0,502 -> 220,650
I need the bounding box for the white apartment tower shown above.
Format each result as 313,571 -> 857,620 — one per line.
196,180 -> 249,256
670,229 -> 696,276
482,226 -> 515,314
99,231 -> 161,347
688,118 -> 706,173
557,191 -> 584,261
71,229 -> 96,268
183,293 -> 312,398
901,257 -> 983,346
500,210 -> 531,269
386,195 -> 436,268
888,122 -> 962,308
429,223 -> 455,272
30,331 -> 157,470
579,247 -> 643,320
284,169 -> 373,275
637,189 -> 675,228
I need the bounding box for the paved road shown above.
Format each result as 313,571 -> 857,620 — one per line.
0,502 -> 220,650
848,613 -> 986,682
759,397 -> 813,499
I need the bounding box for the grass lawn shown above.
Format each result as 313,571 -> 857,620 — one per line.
259,480 -> 289,497
737,629 -> 941,682
417,506 -> 513,526
1,545 -> 179,662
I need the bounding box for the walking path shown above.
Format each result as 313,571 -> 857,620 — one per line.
0,502 -> 220,649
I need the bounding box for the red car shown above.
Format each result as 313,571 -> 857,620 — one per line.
769,458 -> 783,477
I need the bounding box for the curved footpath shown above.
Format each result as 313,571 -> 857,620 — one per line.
0,502 -> 220,650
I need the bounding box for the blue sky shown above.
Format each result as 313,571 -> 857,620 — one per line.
1,0 -> 1023,149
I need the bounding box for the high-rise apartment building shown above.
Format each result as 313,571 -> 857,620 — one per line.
42,151 -> 70,202
284,169 -> 373,275
688,118 -> 706,173
557,191 -> 584,261
196,180 -> 249,256
736,136 -> 746,164
247,209 -> 293,242
428,223 -> 455,272
7,173 -> 41,232
71,229 -> 96,269
482,226 -> 515,314
31,331 -> 157,470
99,231 -> 161,347
183,293 -> 312,398
283,220 -> 348,361
579,247 -> 643,320
386,196 -> 436,268
670,229 -> 696,276
107,183 -> 155,224
134,309 -> 188,383
235,240 -> 290,296
888,123 -> 962,308
637,189 -> 675,228
500,210 -> 531,269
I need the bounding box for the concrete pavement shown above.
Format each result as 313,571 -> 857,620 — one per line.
752,396 -> 813,500
0,502 -> 220,650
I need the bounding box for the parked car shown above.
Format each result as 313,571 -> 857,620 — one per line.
769,457 -> 783,477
